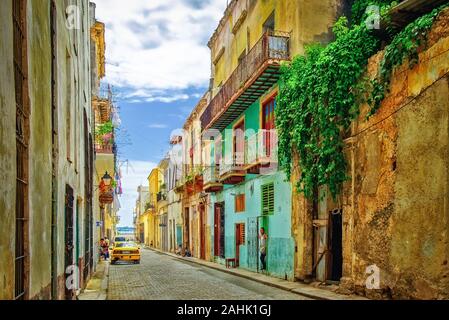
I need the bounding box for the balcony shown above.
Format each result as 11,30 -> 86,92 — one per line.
245,130 -> 278,174
203,166 -> 223,193
219,153 -> 246,185
201,30 -> 290,131
95,143 -> 113,154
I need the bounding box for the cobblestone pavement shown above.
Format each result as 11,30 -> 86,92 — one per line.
108,249 -> 311,300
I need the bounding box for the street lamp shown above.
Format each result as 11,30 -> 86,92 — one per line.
102,171 -> 112,186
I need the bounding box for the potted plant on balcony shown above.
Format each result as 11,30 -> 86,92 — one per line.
194,166 -> 204,191
185,174 -> 195,194
95,121 -> 114,151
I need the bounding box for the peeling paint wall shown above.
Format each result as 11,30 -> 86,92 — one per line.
292,8 -> 449,299
0,0 -> 97,299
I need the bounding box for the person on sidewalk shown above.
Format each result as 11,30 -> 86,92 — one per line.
100,238 -> 109,261
259,227 -> 268,271
99,238 -> 105,260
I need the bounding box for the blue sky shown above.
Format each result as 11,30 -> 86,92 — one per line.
94,0 -> 227,226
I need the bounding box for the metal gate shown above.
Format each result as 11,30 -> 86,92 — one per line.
65,186 -> 74,300
247,217 -> 259,271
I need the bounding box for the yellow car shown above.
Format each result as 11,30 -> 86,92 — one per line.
111,236 -> 127,249
111,242 -> 141,264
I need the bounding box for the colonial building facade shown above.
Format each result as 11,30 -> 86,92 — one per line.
134,0 -> 449,299
0,0 -> 119,300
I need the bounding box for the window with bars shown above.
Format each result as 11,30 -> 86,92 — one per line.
13,0 -> 29,300
261,183 -> 275,215
235,194 -> 245,213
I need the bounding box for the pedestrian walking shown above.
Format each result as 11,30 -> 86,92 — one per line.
259,227 -> 268,271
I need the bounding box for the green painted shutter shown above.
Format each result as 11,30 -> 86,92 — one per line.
261,183 -> 275,215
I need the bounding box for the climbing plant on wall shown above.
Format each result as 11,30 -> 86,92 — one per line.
276,0 -> 448,199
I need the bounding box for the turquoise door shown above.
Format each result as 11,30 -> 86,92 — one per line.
176,225 -> 182,247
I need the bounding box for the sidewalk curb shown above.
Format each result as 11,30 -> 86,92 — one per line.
147,247 -> 364,300
77,260 -> 110,300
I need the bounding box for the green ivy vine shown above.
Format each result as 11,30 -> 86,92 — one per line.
368,5 -> 447,116
276,0 -> 447,199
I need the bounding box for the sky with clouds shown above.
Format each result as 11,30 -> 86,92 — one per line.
94,0 -> 227,226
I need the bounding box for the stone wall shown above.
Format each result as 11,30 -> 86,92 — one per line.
292,7 -> 449,299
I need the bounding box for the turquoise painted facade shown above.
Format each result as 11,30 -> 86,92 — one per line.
208,96 -> 295,281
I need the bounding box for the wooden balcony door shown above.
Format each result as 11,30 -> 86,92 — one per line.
262,96 -> 276,157
233,119 -> 245,166
214,203 -> 225,258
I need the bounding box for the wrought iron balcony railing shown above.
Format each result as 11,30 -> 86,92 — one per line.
203,166 -> 220,185
201,30 -> 290,131
219,153 -> 245,177
245,129 -> 278,166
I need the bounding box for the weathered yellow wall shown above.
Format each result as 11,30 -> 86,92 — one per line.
27,0 -> 53,298
293,9 -> 449,299
344,15 -> 449,298
1,0 -> 96,299
147,168 -> 163,248
210,0 -> 345,89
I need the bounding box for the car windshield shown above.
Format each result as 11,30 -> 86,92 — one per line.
115,242 -> 136,248
114,237 -> 126,242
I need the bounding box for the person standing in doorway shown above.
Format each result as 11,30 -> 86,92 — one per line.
259,227 -> 268,271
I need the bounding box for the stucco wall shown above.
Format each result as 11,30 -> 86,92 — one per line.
27,0 -> 53,298
1,0 -> 96,299
343,11 -> 449,299
292,8 -> 449,299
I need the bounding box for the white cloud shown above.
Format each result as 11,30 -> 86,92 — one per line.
94,0 -> 227,102
124,88 -> 190,103
116,160 -> 156,226
148,123 -> 168,129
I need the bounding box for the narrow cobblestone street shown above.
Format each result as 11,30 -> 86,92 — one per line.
108,249 -> 310,300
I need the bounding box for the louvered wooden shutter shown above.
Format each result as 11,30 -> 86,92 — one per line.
235,194 -> 246,212
240,223 -> 246,244
261,183 -> 274,215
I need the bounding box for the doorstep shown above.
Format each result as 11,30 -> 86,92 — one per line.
148,247 -> 366,300
77,260 -> 109,300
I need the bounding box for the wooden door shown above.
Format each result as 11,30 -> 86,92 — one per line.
214,204 -> 220,257
235,223 -> 245,267
199,205 -> 206,260
184,207 -> 190,251
262,97 -> 276,157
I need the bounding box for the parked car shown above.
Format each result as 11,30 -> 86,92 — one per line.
111,236 -> 127,249
111,242 -> 141,265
